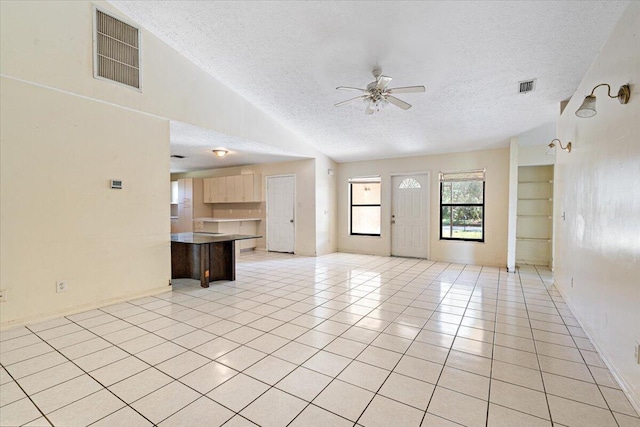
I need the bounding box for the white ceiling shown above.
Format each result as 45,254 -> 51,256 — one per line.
170,121 -> 309,173
111,1 -> 627,165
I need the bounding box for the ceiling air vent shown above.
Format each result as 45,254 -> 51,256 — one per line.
518,79 -> 536,94
94,9 -> 141,89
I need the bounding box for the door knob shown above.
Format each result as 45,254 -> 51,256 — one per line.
290,219 -> 294,223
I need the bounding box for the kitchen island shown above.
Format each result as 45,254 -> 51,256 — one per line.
171,232 -> 261,288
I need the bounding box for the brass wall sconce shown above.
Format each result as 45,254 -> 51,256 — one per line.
546,139 -> 572,155
575,83 -> 631,118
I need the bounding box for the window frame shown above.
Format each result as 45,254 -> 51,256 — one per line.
439,173 -> 485,243
349,177 -> 381,237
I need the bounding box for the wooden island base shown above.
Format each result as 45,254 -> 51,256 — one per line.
171,233 -> 261,288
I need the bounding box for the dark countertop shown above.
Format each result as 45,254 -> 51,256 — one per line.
171,232 -> 262,244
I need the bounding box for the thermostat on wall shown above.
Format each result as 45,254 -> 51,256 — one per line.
110,180 -> 123,189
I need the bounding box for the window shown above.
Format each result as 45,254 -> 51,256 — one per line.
399,178 -> 421,189
350,177 -> 381,236
440,170 -> 485,242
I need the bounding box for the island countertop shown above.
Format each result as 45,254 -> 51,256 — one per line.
171,232 -> 262,244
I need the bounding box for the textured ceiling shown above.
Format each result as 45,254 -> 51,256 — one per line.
170,121 -> 308,173
111,1 -> 627,163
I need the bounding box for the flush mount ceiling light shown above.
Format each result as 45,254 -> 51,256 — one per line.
575,83 -> 631,118
546,139 -> 572,155
212,149 -> 228,158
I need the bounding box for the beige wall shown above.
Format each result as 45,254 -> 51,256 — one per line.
0,1 -> 323,160
0,0 -> 337,326
171,159 -> 319,256
555,2 -> 640,408
336,148 -> 510,266
0,78 -> 171,327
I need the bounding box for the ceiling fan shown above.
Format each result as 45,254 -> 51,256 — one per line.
334,68 -> 426,115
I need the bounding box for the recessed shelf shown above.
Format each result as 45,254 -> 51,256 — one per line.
518,180 -> 553,184
516,237 -> 551,242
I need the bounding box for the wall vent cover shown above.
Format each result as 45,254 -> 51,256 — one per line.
94,9 -> 140,89
518,79 -> 536,94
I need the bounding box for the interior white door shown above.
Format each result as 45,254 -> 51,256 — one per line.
267,175 -> 295,253
391,174 -> 429,258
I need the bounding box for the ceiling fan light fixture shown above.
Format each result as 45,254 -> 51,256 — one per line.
212,149 -> 228,158
335,69 -> 425,115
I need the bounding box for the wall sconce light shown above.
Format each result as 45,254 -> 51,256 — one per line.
575,83 -> 630,118
546,139 -> 572,155
212,149 -> 228,158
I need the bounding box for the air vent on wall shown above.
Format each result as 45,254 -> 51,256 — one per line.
518,79 -> 536,94
94,9 -> 140,89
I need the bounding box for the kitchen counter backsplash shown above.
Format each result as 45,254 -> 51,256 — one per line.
212,202 -> 265,220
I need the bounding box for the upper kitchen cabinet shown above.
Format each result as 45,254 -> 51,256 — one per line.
203,174 -> 262,203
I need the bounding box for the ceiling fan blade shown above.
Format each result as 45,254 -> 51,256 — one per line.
334,95 -> 367,107
387,85 -> 426,94
336,86 -> 367,92
386,95 -> 412,110
376,75 -> 392,91
364,100 -> 375,115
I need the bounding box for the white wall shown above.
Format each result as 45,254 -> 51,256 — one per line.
507,138 -> 519,272
0,0 -> 338,326
314,156 -> 339,256
555,2 -> 640,408
518,145 -> 555,167
0,77 -> 171,327
0,1 -> 324,161
337,148 -> 510,266
171,159 -> 319,256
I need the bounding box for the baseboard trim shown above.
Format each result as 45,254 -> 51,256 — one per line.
553,282 -> 640,415
0,286 -> 170,331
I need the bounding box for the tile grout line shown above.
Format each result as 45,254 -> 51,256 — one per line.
485,264 -> 502,427
0,355 -> 54,426
533,265 -> 622,427
282,259 -> 443,426
22,323 -> 160,427
416,263 -> 481,427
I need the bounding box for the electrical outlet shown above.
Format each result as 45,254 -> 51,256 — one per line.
229,209 -> 233,214
0,289 -> 6,302
56,281 -> 67,293
571,277 -> 574,288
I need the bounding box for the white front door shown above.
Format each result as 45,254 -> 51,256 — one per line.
391,174 -> 429,258
267,175 -> 295,253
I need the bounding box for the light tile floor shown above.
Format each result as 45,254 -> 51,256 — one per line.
1,252 -> 638,427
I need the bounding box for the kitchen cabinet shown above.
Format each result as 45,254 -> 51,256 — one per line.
203,174 -> 262,203
171,181 -> 179,204
174,178 -> 212,233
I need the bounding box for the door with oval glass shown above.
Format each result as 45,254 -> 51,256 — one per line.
391,174 -> 429,258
